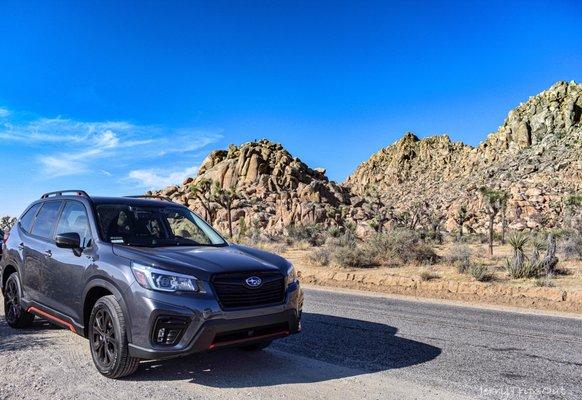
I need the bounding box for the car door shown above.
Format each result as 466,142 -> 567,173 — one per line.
24,200 -> 63,307
16,203 -> 43,300
48,200 -> 95,320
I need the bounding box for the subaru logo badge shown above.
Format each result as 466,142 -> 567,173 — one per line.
245,276 -> 262,288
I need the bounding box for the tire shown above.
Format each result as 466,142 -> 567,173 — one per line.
240,340 -> 272,351
3,273 -> 35,329
88,295 -> 140,379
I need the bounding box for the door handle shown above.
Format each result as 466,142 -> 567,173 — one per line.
44,249 -> 52,258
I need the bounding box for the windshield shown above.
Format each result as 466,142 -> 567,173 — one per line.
96,204 -> 226,247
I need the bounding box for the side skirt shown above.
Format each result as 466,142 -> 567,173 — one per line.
21,300 -> 84,336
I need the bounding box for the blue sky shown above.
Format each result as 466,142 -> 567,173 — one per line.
0,0 -> 581,216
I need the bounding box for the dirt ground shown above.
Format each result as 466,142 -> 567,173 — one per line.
268,242 -> 582,313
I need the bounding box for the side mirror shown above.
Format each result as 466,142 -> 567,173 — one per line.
55,232 -> 81,249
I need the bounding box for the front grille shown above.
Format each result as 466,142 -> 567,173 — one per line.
212,271 -> 285,309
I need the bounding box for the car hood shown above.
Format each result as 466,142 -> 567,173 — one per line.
111,243 -> 288,280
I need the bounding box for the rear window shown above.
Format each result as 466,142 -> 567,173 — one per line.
31,201 -> 62,239
19,203 -> 42,233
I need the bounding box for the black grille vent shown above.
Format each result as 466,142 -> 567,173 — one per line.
212,271 -> 285,309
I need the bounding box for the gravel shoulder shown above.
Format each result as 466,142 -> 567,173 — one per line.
1,287 -> 581,400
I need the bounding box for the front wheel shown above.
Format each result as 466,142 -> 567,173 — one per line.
88,295 -> 140,379
3,273 -> 35,329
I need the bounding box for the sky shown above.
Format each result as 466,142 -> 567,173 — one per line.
0,0 -> 581,216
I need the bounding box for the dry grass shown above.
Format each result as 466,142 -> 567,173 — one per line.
420,270 -> 440,281
287,242 -> 582,292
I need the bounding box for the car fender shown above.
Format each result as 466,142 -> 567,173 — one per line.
82,276 -> 133,341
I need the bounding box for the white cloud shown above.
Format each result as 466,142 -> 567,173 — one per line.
127,165 -> 199,189
0,113 -> 222,179
156,132 -> 223,156
0,108 -> 10,118
38,156 -> 88,177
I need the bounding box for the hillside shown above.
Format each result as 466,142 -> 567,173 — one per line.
152,140 -> 351,235
153,81 -> 582,236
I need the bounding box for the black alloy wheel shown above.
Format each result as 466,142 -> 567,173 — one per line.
3,274 -> 35,328
88,295 -> 140,378
91,307 -> 118,369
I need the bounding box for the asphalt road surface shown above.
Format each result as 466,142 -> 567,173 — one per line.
1,286 -> 581,400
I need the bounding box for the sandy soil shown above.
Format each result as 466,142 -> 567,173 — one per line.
268,242 -> 582,313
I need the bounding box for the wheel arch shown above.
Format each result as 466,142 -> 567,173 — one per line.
1,264 -> 18,293
82,277 -> 132,341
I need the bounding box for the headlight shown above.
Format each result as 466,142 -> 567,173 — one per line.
286,263 -> 298,284
131,262 -> 205,293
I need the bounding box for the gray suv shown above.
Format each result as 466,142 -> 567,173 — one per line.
1,190 -> 303,378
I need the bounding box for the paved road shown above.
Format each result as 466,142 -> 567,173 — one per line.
1,286 -> 581,400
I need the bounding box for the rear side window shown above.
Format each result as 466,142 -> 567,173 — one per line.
19,203 -> 42,233
31,201 -> 62,239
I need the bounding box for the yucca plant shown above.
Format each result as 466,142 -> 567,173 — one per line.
505,259 -> 541,279
508,231 -> 528,267
508,231 -> 528,250
505,231 -> 542,279
468,264 -> 494,282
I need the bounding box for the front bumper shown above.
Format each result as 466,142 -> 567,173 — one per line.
126,281 -> 303,360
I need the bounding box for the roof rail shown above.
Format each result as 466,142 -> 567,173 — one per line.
125,195 -> 174,202
41,190 -> 90,199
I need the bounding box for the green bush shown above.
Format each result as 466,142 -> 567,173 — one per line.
332,246 -> 377,268
308,247 -> 331,266
327,226 -> 342,238
561,231 -> 582,260
534,276 -> 555,287
325,230 -> 357,248
445,244 -> 472,273
286,224 -> 325,246
468,264 -> 494,282
505,259 -> 541,279
366,229 -> 439,265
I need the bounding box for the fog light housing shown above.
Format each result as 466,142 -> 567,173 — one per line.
152,316 -> 190,346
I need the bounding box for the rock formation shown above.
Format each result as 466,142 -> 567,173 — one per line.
153,81 -> 582,237
152,140 -> 351,235
346,81 -> 582,234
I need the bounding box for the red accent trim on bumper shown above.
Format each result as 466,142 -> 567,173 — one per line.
27,306 -> 76,333
209,330 -> 290,350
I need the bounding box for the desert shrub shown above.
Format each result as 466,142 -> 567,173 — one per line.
530,235 -> 547,264
327,226 -> 342,238
420,270 -> 439,281
332,246 -> 377,268
468,264 -> 494,282
446,244 -> 472,273
366,229 -> 439,265
534,276 -> 555,287
505,259 -> 541,279
325,230 -> 357,248
561,231 -> 582,260
286,224 -> 325,246
476,233 -> 490,245
308,247 -> 331,266
268,243 -> 288,255
410,243 -> 440,264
